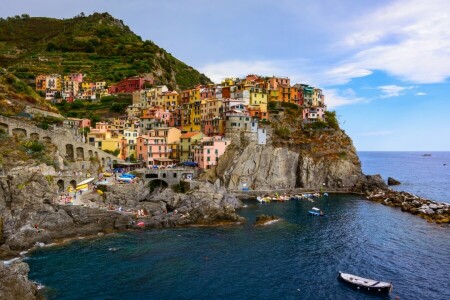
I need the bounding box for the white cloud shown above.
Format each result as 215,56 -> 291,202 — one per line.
377,85 -> 415,98
323,88 -> 366,108
338,0 -> 450,84
415,92 -> 427,96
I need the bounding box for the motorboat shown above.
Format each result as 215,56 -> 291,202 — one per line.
308,207 -> 325,216
338,272 -> 392,294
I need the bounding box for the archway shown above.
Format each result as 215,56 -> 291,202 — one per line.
12,128 -> 27,139
0,122 -> 8,135
69,180 -> 77,189
66,144 -> 74,161
57,179 -> 65,192
76,147 -> 84,161
43,136 -> 51,143
30,133 -> 39,141
148,179 -> 168,192
88,150 -> 93,158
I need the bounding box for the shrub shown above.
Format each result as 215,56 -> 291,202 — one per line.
22,140 -> 45,154
306,121 -> 327,130
325,111 -> 339,129
275,127 -> 291,139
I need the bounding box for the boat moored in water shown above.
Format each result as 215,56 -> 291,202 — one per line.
338,272 -> 392,294
308,207 -> 325,216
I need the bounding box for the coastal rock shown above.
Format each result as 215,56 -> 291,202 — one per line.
255,214 -> 279,225
0,260 -> 39,300
355,174 -> 388,193
387,177 -> 401,186
206,129 -> 365,190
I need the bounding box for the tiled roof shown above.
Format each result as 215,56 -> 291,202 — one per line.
181,132 -> 202,138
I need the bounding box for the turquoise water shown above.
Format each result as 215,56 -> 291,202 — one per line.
27,195 -> 450,300
359,151 -> 450,203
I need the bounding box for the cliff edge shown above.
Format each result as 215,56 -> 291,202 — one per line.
203,112 -> 366,191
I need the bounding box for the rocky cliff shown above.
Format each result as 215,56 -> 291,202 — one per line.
0,260 -> 39,300
205,127 -> 365,191
0,169 -> 243,257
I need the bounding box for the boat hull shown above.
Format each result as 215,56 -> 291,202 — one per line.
338,272 -> 392,295
308,210 -> 325,216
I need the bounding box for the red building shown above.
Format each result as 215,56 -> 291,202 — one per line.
109,76 -> 154,94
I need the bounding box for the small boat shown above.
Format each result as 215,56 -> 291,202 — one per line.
308,207 -> 325,216
338,272 -> 392,294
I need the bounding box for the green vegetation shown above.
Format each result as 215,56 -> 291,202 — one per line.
0,12 -> 211,90
0,71 -> 57,116
268,101 -> 301,111
54,94 -> 131,118
324,111 -> 339,129
104,149 -> 120,156
275,127 -> 291,139
22,140 -> 45,154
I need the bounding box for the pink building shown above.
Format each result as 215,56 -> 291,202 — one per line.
137,128 -> 181,166
63,118 -> 91,129
267,76 -> 290,90
192,136 -> 231,169
302,107 -> 325,122
200,87 -> 215,100
67,73 -> 83,83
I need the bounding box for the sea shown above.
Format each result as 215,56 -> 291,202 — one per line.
26,152 -> 450,300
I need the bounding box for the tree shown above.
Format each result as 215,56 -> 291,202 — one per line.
71,99 -> 84,109
325,111 -> 339,130
46,42 -> 58,52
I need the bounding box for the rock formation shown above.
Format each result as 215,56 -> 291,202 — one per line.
0,260 -> 39,300
205,128 -> 365,190
366,189 -> 450,224
254,214 -> 280,226
387,177 -> 401,185
0,170 -> 243,255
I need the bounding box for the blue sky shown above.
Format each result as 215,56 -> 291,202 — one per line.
1,0 -> 450,150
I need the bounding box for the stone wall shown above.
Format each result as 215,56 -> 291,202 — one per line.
0,115 -> 122,169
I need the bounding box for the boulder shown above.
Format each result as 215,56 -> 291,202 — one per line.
255,214 -> 279,226
387,177 -> 401,186
0,260 -> 39,300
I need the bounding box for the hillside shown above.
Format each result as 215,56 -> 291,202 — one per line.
0,12 -> 211,90
0,68 -> 58,115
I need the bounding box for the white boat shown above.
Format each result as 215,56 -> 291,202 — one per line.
338,272 -> 392,294
77,178 -> 95,186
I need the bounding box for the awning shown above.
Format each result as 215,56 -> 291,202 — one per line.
153,158 -> 176,162
77,178 -> 95,186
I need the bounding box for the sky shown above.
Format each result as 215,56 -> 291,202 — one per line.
1,0 -> 450,151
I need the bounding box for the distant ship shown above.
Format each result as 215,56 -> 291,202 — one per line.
422,154 -> 432,156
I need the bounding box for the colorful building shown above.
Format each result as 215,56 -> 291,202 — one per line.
192,136 -> 231,169
180,132 -> 203,162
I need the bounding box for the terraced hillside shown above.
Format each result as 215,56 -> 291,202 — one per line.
0,13 -> 211,90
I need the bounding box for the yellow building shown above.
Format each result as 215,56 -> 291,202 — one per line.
123,129 -> 139,159
45,74 -> 62,91
190,99 -> 202,132
101,133 -> 124,158
36,75 -> 47,91
163,91 -> 179,111
180,132 -> 203,161
268,89 -> 280,102
249,89 -> 268,106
